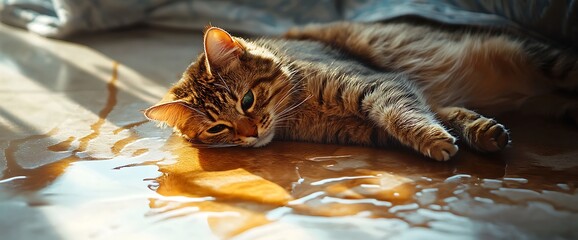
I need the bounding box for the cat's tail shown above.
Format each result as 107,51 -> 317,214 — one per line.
524,40 -> 578,92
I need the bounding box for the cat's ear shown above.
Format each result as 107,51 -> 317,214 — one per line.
144,101 -> 196,127
203,27 -> 243,71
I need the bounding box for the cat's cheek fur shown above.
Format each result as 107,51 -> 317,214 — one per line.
252,131 -> 275,147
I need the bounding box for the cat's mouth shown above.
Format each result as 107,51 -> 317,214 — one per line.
250,130 -> 275,148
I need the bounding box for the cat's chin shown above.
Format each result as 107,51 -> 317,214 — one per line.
251,131 -> 275,148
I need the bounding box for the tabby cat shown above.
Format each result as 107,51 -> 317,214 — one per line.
145,21 -> 578,161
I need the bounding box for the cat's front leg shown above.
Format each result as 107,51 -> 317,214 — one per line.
361,83 -> 459,161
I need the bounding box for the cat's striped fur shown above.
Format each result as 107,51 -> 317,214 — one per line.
145,21 -> 578,161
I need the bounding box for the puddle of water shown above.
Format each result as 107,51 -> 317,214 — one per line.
1,60 -> 578,240
47,136 -> 76,152
150,135 -> 578,239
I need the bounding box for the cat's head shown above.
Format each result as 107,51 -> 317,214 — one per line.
145,27 -> 293,147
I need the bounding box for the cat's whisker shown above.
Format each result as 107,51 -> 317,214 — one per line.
290,94 -> 312,110
177,103 -> 209,118
213,83 -> 228,91
276,108 -> 302,119
273,125 -> 296,129
188,143 -> 239,148
276,104 -> 299,119
184,109 -> 208,121
272,118 -> 301,128
272,86 -> 303,113
272,70 -> 319,113
271,71 -> 307,113
276,115 -> 300,121
276,112 -> 300,123
216,72 -> 232,93
276,94 -> 312,119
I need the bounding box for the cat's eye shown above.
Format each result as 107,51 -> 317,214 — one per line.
207,124 -> 228,134
241,90 -> 255,112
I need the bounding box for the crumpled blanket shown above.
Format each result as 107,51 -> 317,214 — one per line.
1,0 -> 576,46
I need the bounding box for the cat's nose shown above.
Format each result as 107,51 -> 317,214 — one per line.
236,117 -> 258,138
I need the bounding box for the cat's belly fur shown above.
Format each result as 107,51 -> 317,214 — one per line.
405,36 -> 555,114
419,64 -> 553,114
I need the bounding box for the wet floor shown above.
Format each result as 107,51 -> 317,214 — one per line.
1,24 -> 578,240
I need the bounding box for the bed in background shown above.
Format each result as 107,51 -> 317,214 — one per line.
1,0 -> 576,46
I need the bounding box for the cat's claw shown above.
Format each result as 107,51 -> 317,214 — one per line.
424,136 -> 459,161
441,150 -> 451,161
473,121 -> 510,152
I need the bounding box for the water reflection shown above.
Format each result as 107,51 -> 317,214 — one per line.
151,118 -> 578,239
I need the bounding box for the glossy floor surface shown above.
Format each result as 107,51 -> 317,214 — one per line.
1,24 -> 577,240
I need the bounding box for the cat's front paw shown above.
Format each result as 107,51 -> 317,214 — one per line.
469,118 -> 510,152
422,135 -> 459,161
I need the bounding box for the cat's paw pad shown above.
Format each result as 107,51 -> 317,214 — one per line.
423,135 -> 459,161
471,119 -> 510,152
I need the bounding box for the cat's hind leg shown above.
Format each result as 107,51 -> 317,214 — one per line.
524,41 -> 578,92
436,107 -> 510,152
518,93 -> 578,125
